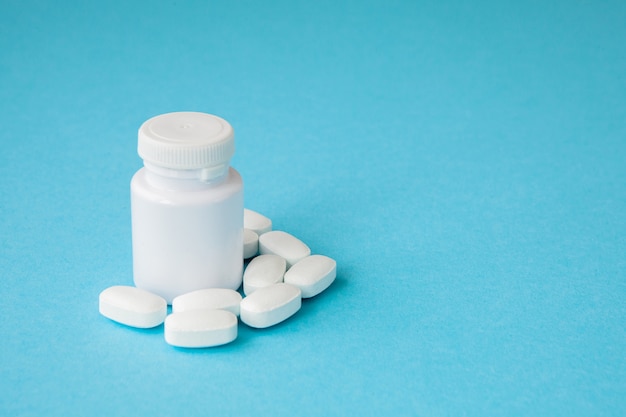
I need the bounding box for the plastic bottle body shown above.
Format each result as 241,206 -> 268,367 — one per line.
131,167 -> 243,303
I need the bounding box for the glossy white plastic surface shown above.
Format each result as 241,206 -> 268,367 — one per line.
131,168 -> 243,303
138,112 -> 235,179
164,309 -> 238,348
243,254 -> 287,295
258,231 -> 311,268
240,283 -> 301,328
171,288 -> 242,316
99,285 -> 167,328
284,255 -> 336,298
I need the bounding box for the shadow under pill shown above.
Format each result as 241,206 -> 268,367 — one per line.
104,318 -> 165,335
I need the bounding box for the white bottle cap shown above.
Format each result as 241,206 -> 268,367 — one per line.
138,112 -> 235,180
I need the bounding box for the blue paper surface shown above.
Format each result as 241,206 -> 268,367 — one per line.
1,1 -> 625,415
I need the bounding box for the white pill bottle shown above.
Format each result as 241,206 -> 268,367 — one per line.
131,112 -> 243,303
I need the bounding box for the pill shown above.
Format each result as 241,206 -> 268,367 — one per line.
258,231 -> 311,268
164,309 -> 238,348
284,255 -> 337,298
244,208 -> 272,235
99,285 -> 167,328
171,288 -> 242,316
240,283 -> 301,328
243,228 -> 259,259
243,254 -> 287,295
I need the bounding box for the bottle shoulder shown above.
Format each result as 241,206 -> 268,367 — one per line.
131,167 -> 243,205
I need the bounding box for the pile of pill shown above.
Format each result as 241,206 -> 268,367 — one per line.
99,209 -> 336,348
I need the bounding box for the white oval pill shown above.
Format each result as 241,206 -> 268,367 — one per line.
165,309 -> 238,348
171,288 -> 242,316
243,254 -> 287,295
244,208 -> 272,235
99,285 -> 167,328
243,228 -> 259,259
284,255 -> 337,298
240,283 -> 301,328
258,231 -> 311,268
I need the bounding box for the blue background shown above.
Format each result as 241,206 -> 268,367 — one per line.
1,1 -> 625,415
